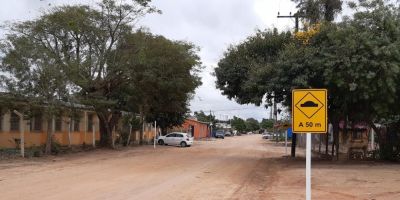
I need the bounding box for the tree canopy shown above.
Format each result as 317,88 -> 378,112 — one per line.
0,0 -> 201,148
215,0 -> 400,159
245,118 -> 260,132
231,116 -> 246,132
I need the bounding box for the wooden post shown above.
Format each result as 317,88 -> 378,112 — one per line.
68,118 -> 72,147
84,111 -> 87,145
92,123 -> 95,148
127,125 -> 132,146
13,110 -> 24,158
112,125 -> 116,148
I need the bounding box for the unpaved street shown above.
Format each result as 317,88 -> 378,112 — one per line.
0,135 -> 399,200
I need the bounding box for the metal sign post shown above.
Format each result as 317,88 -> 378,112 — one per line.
292,89 -> 328,200
306,133 -> 311,200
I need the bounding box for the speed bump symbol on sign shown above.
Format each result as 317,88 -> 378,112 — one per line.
292,89 -> 327,133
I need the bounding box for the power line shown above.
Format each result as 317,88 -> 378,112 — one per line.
192,107 -> 266,113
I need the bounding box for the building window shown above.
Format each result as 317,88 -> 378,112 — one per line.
87,114 -> 93,132
74,118 -> 80,132
352,130 -> 363,140
32,113 -> 42,131
10,112 -> 20,131
55,116 -> 62,132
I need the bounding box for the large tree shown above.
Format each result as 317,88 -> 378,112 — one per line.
215,0 -> 400,159
291,0 -> 343,23
215,29 -> 292,107
260,118 -> 274,130
231,116 -> 246,132
1,0 -> 159,148
245,118 -> 260,132
0,15 -> 70,154
115,31 -> 202,137
275,0 -> 400,159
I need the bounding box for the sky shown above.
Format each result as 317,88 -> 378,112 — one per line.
0,0 -> 298,121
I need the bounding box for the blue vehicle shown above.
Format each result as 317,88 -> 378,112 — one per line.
215,130 -> 225,139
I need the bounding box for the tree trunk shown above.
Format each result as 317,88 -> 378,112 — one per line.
332,121 -> 339,160
139,107 -> 144,145
319,134 -> 322,153
126,125 -> 132,146
98,111 -> 121,148
325,130 -> 329,156
338,119 -> 347,161
45,117 -> 55,154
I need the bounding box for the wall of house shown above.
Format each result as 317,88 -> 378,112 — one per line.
127,123 -> 159,145
173,119 -> 210,139
338,128 -> 370,154
295,124 -> 371,158
0,111 -> 100,149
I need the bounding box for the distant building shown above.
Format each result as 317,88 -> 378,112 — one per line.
216,122 -> 231,129
170,118 -> 210,139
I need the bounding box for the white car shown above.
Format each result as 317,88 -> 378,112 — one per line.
262,132 -> 272,139
157,132 -> 194,147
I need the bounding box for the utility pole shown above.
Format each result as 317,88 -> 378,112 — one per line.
277,12 -> 302,32
277,11 -> 305,158
274,98 -> 278,143
210,110 -> 213,139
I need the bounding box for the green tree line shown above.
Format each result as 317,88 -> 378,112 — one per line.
215,0 -> 400,160
0,0 -> 202,151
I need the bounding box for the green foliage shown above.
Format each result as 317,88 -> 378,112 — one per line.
245,118 -> 260,131
260,118 -> 274,129
116,31 -> 202,131
194,111 -> 215,123
122,114 -> 142,131
292,0 -> 343,23
215,0 -> 400,160
0,0 -> 158,148
231,116 -> 246,132
0,0 -> 201,147
216,0 -> 400,122
215,29 -> 292,107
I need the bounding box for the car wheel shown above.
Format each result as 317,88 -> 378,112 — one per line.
180,141 -> 187,147
158,140 -> 164,145
222,137 -> 225,139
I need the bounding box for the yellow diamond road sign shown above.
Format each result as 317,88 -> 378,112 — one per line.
292,89 -> 327,133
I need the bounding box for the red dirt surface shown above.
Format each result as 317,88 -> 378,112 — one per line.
0,135 -> 399,200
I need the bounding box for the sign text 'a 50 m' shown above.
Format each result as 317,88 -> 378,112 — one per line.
292,89 -> 327,133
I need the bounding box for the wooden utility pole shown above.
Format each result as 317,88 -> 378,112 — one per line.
277,11 -> 305,157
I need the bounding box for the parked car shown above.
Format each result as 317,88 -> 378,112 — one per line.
224,131 -> 233,137
157,132 -> 193,147
215,130 -> 225,139
262,132 -> 272,139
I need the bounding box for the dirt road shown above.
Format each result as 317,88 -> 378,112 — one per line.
0,135 -> 399,200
